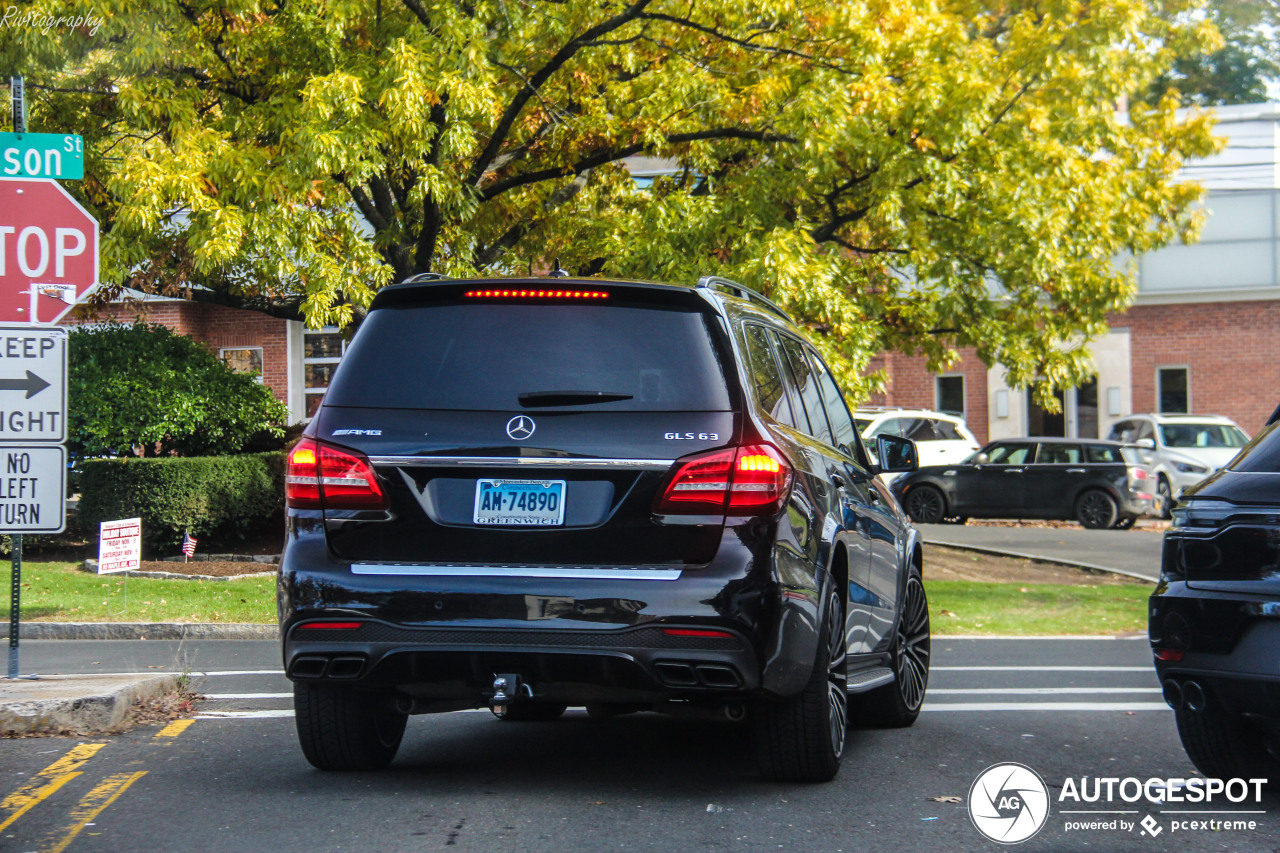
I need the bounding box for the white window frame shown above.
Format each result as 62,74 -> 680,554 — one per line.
219,346 -> 265,383
935,374 -> 965,419
303,327 -> 348,421
1156,365 -> 1191,414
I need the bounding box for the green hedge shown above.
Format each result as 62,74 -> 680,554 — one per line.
77,453 -> 285,553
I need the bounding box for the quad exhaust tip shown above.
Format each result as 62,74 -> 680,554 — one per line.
1162,678 -> 1207,713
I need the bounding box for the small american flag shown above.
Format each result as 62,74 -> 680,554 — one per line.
181,532 -> 197,559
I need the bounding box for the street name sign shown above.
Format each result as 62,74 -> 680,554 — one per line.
0,325 -> 65,442
0,445 -> 65,533
98,518 -> 142,574
0,178 -> 99,324
0,133 -> 84,180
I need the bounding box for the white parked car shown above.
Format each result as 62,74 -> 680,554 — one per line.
854,408 -> 981,482
1105,413 -> 1251,514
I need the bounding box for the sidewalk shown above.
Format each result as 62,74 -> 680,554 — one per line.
0,671 -> 179,735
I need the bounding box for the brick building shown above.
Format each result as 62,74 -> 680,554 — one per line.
867,102 -> 1280,444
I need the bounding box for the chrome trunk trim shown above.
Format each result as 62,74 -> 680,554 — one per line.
369,455 -> 674,470
350,564 -> 683,580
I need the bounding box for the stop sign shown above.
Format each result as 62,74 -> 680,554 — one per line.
0,178 -> 99,324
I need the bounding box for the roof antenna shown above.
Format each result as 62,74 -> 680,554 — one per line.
549,258 -> 570,278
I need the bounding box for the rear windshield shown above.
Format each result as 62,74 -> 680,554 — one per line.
1227,422 -> 1280,472
324,302 -> 732,411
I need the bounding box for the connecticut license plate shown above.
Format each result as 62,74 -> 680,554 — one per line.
473,479 -> 566,526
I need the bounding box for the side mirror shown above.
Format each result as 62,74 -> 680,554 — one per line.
1135,438 -> 1155,450
876,434 -> 918,474
975,452 -> 990,465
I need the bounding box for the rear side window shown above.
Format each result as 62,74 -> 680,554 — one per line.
1085,444 -> 1123,463
776,334 -> 834,446
742,323 -> 796,427
933,420 -> 963,441
1227,422 -> 1280,472
325,303 -> 732,411
1036,444 -> 1082,464
809,355 -> 859,453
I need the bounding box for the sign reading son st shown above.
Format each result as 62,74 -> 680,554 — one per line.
0,133 -> 84,180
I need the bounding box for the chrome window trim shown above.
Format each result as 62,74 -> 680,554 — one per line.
369,455 -> 674,470
350,564 -> 682,580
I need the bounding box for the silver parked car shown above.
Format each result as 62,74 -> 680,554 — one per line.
1106,413 -> 1250,515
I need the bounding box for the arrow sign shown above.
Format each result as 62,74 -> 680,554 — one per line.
0,370 -> 50,399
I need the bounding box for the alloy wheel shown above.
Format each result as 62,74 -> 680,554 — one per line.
905,487 -> 944,523
826,593 -> 848,756
1077,491 -> 1117,529
894,576 -> 930,711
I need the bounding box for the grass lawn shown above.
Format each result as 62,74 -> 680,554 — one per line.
5,561 -> 1151,634
927,579 -> 1151,635
3,561 -> 276,623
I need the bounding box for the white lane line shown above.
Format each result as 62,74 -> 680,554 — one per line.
203,693 -> 292,700
923,701 -> 1169,712
929,687 -> 1162,696
933,635 -> 1148,641
933,666 -> 1151,672
192,670 -> 286,677
197,710 -> 296,719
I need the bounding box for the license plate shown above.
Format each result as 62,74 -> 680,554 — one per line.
473,479 -> 566,526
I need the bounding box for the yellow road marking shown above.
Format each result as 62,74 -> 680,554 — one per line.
43,771 -> 146,853
0,744 -> 106,833
154,719 -> 195,739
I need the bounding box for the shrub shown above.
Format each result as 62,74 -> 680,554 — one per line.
68,322 -> 290,461
77,453 -> 284,554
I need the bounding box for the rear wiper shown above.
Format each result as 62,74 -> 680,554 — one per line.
518,390 -> 634,407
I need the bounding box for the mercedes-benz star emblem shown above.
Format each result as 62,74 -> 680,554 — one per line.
506,415 -> 536,441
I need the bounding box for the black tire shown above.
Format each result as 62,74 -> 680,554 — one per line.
1113,516 -> 1136,530
1157,477 -> 1174,520
1076,490 -> 1118,529
754,585 -> 847,783
854,567 -> 930,728
1175,707 -> 1280,781
903,485 -> 946,524
491,702 -> 568,721
294,683 -> 407,771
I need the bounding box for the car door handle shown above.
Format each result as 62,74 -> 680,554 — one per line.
1066,468 -> 1086,473
831,473 -> 846,488
1004,468 -> 1024,474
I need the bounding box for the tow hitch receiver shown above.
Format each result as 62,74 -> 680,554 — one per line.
490,673 -> 528,714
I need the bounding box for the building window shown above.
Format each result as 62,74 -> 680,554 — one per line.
1158,367 -> 1189,414
936,375 -> 965,418
303,328 -> 348,418
220,347 -> 264,382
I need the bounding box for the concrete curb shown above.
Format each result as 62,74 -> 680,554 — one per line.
0,673 -> 179,735
0,622 -> 279,640
925,539 -> 1157,584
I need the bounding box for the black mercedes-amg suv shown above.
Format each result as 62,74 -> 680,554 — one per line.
279,274 -> 929,782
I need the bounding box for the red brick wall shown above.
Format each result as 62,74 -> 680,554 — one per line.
865,348 -> 991,443
1119,300 -> 1280,434
63,301 -> 291,405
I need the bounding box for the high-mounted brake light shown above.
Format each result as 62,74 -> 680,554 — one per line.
654,444 -> 792,516
464,289 -> 609,299
286,438 -> 388,511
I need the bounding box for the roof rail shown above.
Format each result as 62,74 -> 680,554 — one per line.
695,276 -> 792,323
401,272 -> 451,283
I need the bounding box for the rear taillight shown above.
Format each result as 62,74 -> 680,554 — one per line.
655,444 -> 792,516
286,438 -> 388,510
1128,467 -> 1150,481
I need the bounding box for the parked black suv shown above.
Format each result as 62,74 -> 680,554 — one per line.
279,275 -> 928,782
893,437 -> 1157,529
1151,417 -> 1280,780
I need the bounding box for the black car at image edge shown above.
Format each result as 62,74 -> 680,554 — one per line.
278,274 -> 929,782
1151,412 -> 1280,780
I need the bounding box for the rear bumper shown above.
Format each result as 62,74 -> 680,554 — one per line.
1150,580 -> 1280,720
278,516 -> 815,703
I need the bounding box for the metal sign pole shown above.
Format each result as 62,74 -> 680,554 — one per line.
6,79 -> 23,677
10,75 -> 23,137
7,535 -> 19,678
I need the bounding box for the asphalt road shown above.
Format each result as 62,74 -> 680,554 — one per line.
918,523 -> 1165,581
4,638 -> 1275,853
